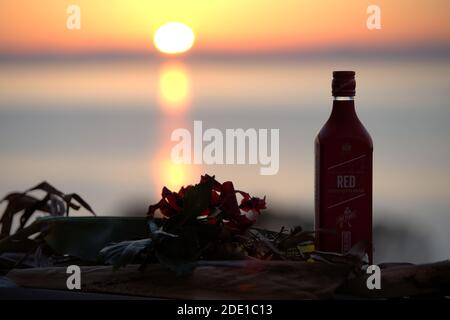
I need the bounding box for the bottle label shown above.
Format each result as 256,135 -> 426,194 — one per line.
316,140 -> 372,256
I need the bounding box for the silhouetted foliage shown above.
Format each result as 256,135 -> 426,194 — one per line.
0,181 -> 95,238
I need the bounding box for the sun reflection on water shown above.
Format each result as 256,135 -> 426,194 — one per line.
158,62 -> 191,113
152,61 -> 198,194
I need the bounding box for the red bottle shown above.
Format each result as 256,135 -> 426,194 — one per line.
315,71 -> 373,263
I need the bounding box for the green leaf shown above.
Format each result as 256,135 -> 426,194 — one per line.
148,219 -> 178,239
99,238 -> 152,270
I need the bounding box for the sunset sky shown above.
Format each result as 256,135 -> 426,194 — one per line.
0,0 -> 449,55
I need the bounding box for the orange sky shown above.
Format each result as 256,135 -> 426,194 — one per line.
0,0 -> 449,54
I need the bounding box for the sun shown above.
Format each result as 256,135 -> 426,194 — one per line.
153,22 -> 195,54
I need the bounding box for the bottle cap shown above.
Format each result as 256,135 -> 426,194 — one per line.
332,71 -> 356,96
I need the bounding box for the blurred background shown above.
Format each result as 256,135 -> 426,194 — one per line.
0,0 -> 449,263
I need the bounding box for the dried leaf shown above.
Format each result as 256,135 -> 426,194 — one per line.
0,182 -> 95,238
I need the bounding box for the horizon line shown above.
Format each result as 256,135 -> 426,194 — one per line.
1,42 -> 450,63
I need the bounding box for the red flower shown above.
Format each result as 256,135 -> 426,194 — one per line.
147,174 -> 266,233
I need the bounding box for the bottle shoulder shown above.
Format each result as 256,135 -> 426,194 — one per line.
316,117 -> 373,148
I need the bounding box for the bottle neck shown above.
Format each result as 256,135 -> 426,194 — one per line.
331,96 -> 357,120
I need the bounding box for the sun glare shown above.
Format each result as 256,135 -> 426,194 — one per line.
151,147 -> 199,196
153,22 -> 195,54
